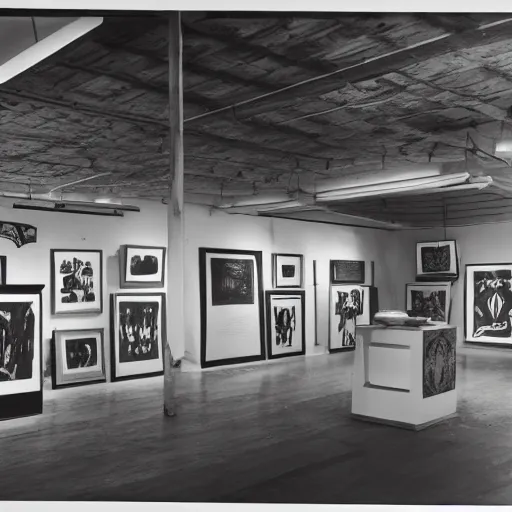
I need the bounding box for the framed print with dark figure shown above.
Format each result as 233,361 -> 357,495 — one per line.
110,293 -> 166,381
416,241 -> 458,281
199,248 -> 265,368
120,245 -> 166,288
51,249 -> 103,315
465,264 -> 512,345
406,282 -> 451,324
266,290 -> 305,359
51,328 -> 106,389
272,254 -> 303,288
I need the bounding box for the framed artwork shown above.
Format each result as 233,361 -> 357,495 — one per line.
0,284 -> 44,421
416,241 -> 458,281
119,245 -> 166,288
0,256 -> 6,285
50,249 -> 103,315
406,282 -> 451,324
51,328 -> 106,389
357,286 -> 379,326
266,290 -> 305,359
465,264 -> 512,345
199,248 -> 265,368
330,260 -> 365,284
110,293 -> 166,381
423,327 -> 456,398
272,253 -> 303,288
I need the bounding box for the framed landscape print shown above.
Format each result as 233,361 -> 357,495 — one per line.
266,290 -> 305,359
416,241 -> 458,281
465,264 -> 512,345
199,248 -> 265,368
51,328 -> 106,389
120,245 -> 166,288
0,284 -> 44,421
51,249 -> 103,315
110,293 -> 166,381
272,253 -> 303,288
406,282 -> 451,324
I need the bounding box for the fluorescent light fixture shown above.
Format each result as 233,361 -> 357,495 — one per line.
494,139 -> 512,160
13,198 -> 140,216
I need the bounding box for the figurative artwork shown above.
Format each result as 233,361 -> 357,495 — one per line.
51,328 -> 105,389
51,250 -> 102,315
329,285 -> 365,351
423,327 -> 456,398
272,254 -> 304,288
406,282 -> 451,323
465,264 -> 512,344
111,293 -> 165,381
120,245 -> 166,288
416,241 -> 458,280
266,291 -> 305,359
211,257 -> 254,306
330,260 -> 365,284
0,221 -> 37,248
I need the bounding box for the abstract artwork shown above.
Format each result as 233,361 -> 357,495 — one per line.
110,293 -> 165,381
266,291 -> 305,359
330,260 -> 366,284
272,254 -> 304,288
423,327 -> 456,398
51,250 -> 102,315
120,245 -> 166,288
51,328 -> 105,389
406,282 -> 451,323
211,257 -> 254,306
416,241 -> 458,281
329,285 -> 365,351
0,221 -> 36,248
465,264 -> 512,344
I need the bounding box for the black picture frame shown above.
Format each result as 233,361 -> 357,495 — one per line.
50,249 -> 103,315
51,328 -> 106,389
330,259 -> 366,284
416,240 -> 459,282
272,253 -> 304,288
0,256 -> 6,285
199,248 -> 265,369
119,245 -> 166,289
265,290 -> 306,360
110,292 -> 166,382
0,284 -> 45,421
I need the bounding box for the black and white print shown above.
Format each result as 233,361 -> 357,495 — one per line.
120,245 -> 166,288
211,257 -> 254,306
65,337 -> 98,369
329,285 -> 364,351
416,241 -> 458,280
272,254 -> 303,288
0,221 -> 37,248
406,282 -> 451,323
330,260 -> 365,284
423,327 -> 456,398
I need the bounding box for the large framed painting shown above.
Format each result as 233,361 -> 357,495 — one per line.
51,328 -> 106,389
110,293 -> 166,381
465,264 -> 512,345
0,284 -> 44,421
50,249 -> 103,315
266,290 -> 305,359
406,282 -> 451,324
272,253 -> 303,288
423,327 -> 456,398
416,241 -> 458,281
199,248 -> 265,368
120,245 -> 166,288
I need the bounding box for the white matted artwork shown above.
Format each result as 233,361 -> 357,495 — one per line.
272,253 -> 303,288
120,245 -> 166,288
199,248 -> 265,368
406,282 -> 451,324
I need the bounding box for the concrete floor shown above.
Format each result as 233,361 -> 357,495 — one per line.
0,346 -> 511,504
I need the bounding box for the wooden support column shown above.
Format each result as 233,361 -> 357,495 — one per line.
164,11 -> 185,417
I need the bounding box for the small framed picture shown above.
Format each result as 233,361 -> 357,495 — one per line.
51,328 -> 106,389
406,282 -> 451,324
330,260 -> 366,284
120,245 -> 166,288
416,241 -> 458,280
272,253 -> 303,288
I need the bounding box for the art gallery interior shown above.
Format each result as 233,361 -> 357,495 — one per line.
3,8 -> 512,506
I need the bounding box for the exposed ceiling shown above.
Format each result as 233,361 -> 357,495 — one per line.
3,12 -> 512,227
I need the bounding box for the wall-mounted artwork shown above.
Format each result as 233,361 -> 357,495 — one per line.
465,264 -> 512,345
330,260 -> 365,284
51,249 -> 103,315
423,327 -> 456,398
357,286 -> 379,326
120,245 -> 166,288
272,253 -> 303,288
416,241 -> 458,281
0,285 -> 44,421
406,282 -> 451,324
110,293 -> 165,381
0,221 -> 36,248
51,328 -> 106,389
266,290 -> 305,359
199,248 -> 265,368
0,256 -> 6,285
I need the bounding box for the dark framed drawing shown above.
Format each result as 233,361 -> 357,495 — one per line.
266,290 -> 305,359
406,282 -> 451,324
330,259 -> 367,284
0,284 -> 44,421
51,249 -> 103,315
423,327 -> 456,398
120,245 -> 166,288
272,253 -> 304,288
465,264 -> 512,346
199,248 -> 265,368
416,241 -> 458,281
110,293 -> 166,381
51,328 -> 106,389
0,256 -> 6,285
357,286 -> 379,326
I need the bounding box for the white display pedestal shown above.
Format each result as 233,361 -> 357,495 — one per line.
351,324 -> 457,431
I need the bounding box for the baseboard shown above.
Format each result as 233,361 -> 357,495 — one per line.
351,412 -> 458,431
